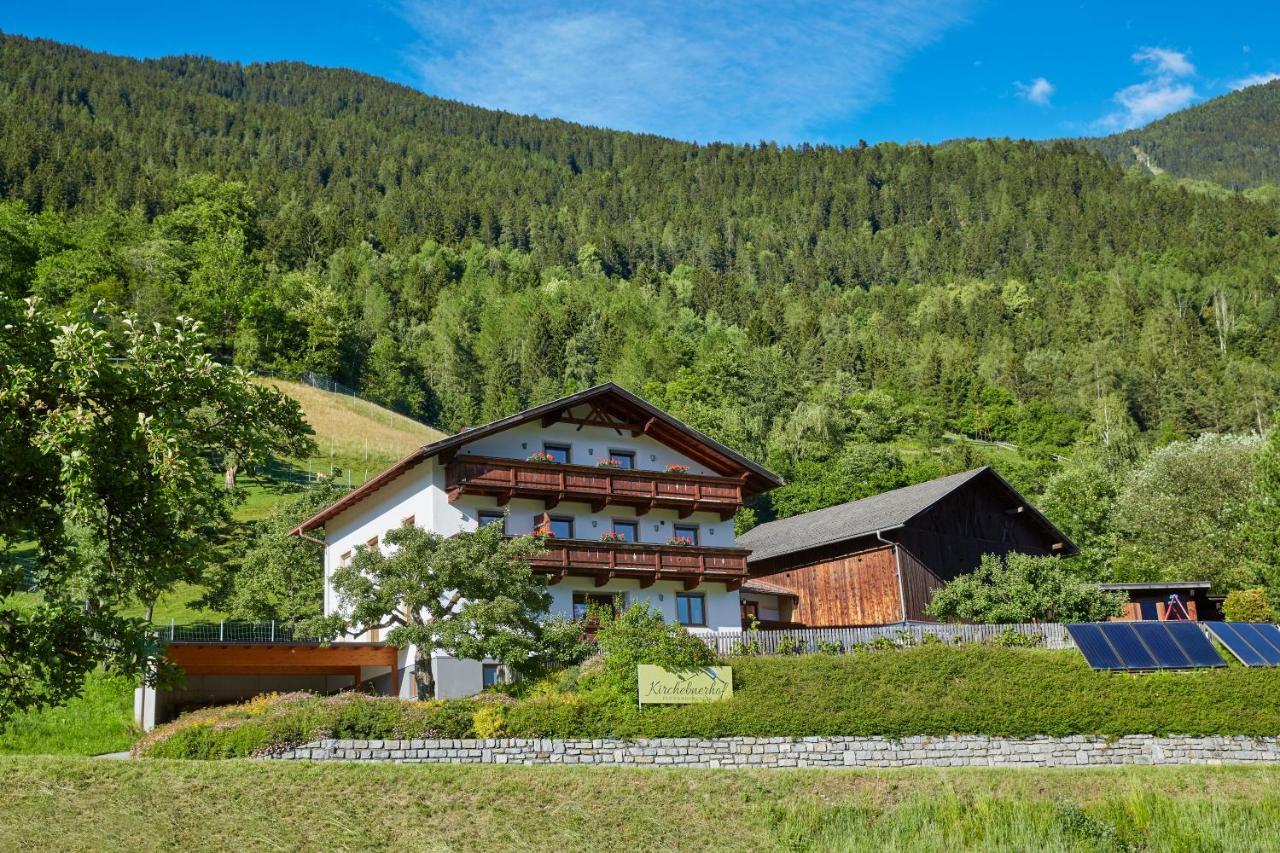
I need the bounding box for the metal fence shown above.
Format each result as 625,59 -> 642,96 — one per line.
695,622 -> 1075,655
160,621 -> 324,644
159,620 -> 1074,651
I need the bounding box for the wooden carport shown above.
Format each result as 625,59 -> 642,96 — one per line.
164,642 -> 400,693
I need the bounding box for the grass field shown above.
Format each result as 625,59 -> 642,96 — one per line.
0,672 -> 136,756
2,757 -> 1279,851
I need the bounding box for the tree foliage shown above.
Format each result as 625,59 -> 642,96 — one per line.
926,553 -> 1126,623
313,523 -> 579,688
0,297 -> 313,722
1222,588 -> 1276,623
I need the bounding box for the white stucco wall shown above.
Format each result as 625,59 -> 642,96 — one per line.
458,421 -> 713,477
318,409 -> 750,693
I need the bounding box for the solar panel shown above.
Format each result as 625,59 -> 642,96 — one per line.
1161,621 -> 1226,668
1236,623 -> 1280,665
1069,622 -> 1225,671
1067,623 -> 1125,670
1132,621 -> 1192,668
1206,622 -> 1280,666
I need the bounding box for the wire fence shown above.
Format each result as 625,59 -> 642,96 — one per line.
695,622 -> 1076,655
160,621 -> 326,644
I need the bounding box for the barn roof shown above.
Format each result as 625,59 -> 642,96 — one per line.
737,467 -> 1075,565
291,383 -> 782,535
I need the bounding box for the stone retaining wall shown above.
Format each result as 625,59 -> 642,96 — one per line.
264,735 -> 1280,768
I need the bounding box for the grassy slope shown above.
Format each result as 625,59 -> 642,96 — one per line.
0,672 -> 136,756
3,757 -> 1280,852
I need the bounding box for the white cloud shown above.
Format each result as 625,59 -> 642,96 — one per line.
1231,71 -> 1280,90
396,0 -> 973,143
1015,77 -> 1054,106
1132,47 -> 1195,78
1097,47 -> 1197,130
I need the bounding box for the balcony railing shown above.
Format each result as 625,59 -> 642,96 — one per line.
446,455 -> 744,519
527,538 -> 750,585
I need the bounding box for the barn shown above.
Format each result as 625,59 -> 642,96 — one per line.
736,467 -> 1077,628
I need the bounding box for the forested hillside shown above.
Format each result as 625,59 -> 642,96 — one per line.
1085,79 -> 1280,189
4,34 -> 1280,591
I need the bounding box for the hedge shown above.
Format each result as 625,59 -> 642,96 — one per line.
137,645 -> 1280,758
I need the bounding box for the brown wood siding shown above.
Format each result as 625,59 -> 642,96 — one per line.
758,545 -> 903,627
897,545 -> 944,622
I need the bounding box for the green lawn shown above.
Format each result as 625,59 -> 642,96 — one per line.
0,671 -> 137,756
2,757 -> 1279,851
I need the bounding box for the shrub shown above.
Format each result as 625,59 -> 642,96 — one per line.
1223,588 -> 1275,622
815,640 -> 844,655
774,634 -> 805,655
581,602 -> 719,701
471,703 -> 508,738
989,628 -> 1044,648
926,552 -> 1126,623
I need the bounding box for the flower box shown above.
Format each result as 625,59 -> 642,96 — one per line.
527,451 -> 559,463
664,464 -> 690,474
666,536 -> 693,547
599,530 -> 628,542
596,458 -> 625,469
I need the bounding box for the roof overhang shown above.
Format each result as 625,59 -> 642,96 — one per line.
291,383 -> 782,537
1099,582 -> 1213,592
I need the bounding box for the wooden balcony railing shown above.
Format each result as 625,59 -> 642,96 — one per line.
446,455 -> 744,519
526,538 -> 750,587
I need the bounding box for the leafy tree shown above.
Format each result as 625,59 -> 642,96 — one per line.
310,522 -> 574,696
925,553 -> 1126,623
201,484 -> 345,623
1250,423 -> 1280,605
0,297 -> 312,722
1113,434 -> 1263,591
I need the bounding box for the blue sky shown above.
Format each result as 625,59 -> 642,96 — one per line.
4,1 -> 1279,145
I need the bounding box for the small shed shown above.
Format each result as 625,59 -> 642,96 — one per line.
1099,582 -> 1218,622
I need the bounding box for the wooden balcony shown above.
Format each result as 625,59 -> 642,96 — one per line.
446,455 -> 744,520
526,538 -> 750,588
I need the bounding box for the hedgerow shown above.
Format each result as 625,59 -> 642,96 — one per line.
138,645 -> 1280,758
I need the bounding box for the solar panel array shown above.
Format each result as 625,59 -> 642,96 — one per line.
1204,622 -> 1280,666
1067,622 -> 1225,671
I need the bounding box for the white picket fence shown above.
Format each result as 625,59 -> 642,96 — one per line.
694,622 -> 1074,655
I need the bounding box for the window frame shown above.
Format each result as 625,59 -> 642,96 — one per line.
546,515 -> 575,540
676,592 -> 707,627
482,663 -> 506,689
607,449 -> 636,469
672,523 -> 699,545
542,442 -> 572,464
477,509 -> 507,532
572,591 -> 623,622
611,519 -> 639,542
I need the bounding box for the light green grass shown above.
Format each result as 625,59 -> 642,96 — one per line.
0,672 -> 136,756
1,757 -> 1279,851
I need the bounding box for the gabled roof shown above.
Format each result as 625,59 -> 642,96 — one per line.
291,383 -> 782,535
736,466 -> 1075,565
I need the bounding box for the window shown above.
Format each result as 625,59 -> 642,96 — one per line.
365,536 -> 379,549
611,520 -> 638,542
546,515 -> 574,539
608,449 -> 636,469
573,592 -> 621,621
542,442 -> 572,464
676,592 -> 706,627
482,664 -> 506,688
478,510 -> 506,531
673,523 -> 699,545
401,515 -> 415,527
339,550 -> 353,566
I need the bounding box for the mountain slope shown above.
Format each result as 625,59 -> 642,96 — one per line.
1,33 -> 1275,289
1084,79 -> 1280,189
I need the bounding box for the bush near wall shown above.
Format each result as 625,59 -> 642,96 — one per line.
138,645 -> 1280,759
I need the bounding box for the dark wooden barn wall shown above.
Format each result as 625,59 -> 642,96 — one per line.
896,546 -> 944,622
894,479 -> 1058,581
760,545 -> 903,627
